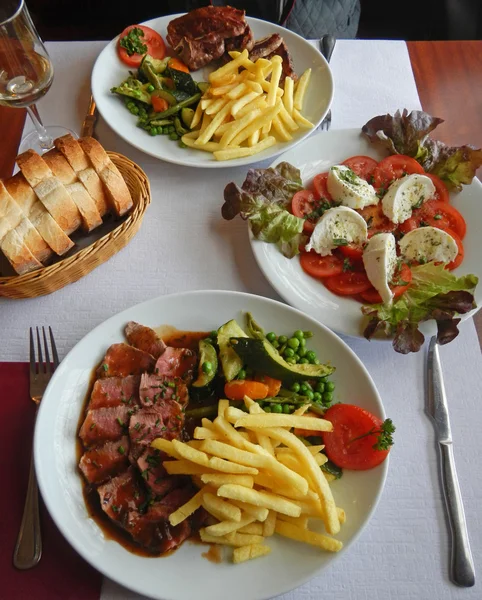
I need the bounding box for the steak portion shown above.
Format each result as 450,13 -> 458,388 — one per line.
137,447 -> 186,498
79,436 -> 130,484
97,343 -> 155,379
155,347 -> 197,383
129,402 -> 184,460
79,405 -> 134,447
249,34 -> 283,61
139,372 -> 188,408
89,375 -> 140,410
125,322 -> 167,359
97,467 -> 146,525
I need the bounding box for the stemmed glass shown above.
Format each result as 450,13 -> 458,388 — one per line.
0,0 -> 76,154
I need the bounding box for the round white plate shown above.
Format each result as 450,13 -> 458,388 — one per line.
250,128 -> 482,339
91,15 -> 333,168
34,290 -> 387,600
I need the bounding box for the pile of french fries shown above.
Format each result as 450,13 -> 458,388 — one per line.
182,48 -> 313,161
151,396 -> 345,564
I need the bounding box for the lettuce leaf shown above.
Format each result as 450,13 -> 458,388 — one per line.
362,109 -> 482,191
362,262 -> 478,354
221,162 -> 305,257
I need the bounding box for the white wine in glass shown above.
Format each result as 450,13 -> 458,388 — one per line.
0,0 -> 76,154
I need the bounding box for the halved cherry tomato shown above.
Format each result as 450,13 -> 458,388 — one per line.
373,154 -> 425,189
358,204 -> 397,237
254,374 -> 282,397
339,243 -> 364,261
341,155 -> 378,182
168,57 -> 190,73
322,404 -> 391,470
224,380 -> 268,401
291,190 -> 321,233
425,173 -> 449,203
117,25 -> 166,68
151,95 -> 169,113
300,252 -> 344,278
360,264 -> 413,304
399,200 -> 467,239
312,172 -> 332,201
323,271 -> 372,296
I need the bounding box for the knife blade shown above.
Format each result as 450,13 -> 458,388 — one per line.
81,95 -> 98,138
426,336 -> 475,587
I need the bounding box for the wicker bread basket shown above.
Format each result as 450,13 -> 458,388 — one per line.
0,152 -> 150,299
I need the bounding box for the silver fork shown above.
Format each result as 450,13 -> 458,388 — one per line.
13,327 -> 59,570
319,34 -> 336,131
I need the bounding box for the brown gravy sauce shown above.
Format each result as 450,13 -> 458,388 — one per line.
76,327 -> 216,559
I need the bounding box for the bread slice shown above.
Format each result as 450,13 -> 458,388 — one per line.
44,149 -> 102,232
79,137 -> 133,217
5,173 -> 74,256
1,228 -> 42,275
16,149 -> 82,234
55,134 -> 109,216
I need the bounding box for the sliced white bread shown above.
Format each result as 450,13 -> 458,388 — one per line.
55,134 -> 109,216
79,137 -> 133,217
1,228 -> 42,275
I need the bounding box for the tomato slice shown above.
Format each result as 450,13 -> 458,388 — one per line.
312,172 -> 332,201
444,228 -> 464,270
373,154 -> 425,190
338,243 -> 364,261
341,155 -> 378,182
291,190 -> 324,233
399,200 -> 467,239
117,25 -> 166,68
360,264 -> 413,304
323,271 -> 372,296
322,404 -> 390,470
300,251 -> 344,278
358,204 -> 397,237
425,173 -> 449,203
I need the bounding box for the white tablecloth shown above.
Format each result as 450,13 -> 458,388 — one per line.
2,40 -> 481,600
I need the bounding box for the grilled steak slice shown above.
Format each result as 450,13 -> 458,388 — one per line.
128,402 -> 184,459
269,40 -> 297,83
137,447 -> 186,498
166,5 -> 248,71
97,467 -> 146,525
125,322 -> 167,359
97,343 -> 155,379
79,436 -> 130,484
249,34 -> 283,61
225,24 -> 255,54
139,372 -> 188,408
89,375 -> 140,410
79,405 -> 133,447
154,347 -> 197,383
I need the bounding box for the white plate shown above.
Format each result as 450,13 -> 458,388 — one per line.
91,15 -> 333,168
250,129 -> 482,339
34,290 -> 387,600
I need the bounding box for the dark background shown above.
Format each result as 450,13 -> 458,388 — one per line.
25,0 -> 482,42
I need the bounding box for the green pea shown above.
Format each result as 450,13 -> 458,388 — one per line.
162,126 -> 169,135
299,337 -> 307,348
305,390 -> 314,400
130,106 -> 139,115
266,332 -> 277,342
272,403 -> 283,413
126,101 -> 135,109
287,337 -> 300,350
297,347 -> 307,358
291,382 -> 300,393
168,125 -> 175,133
147,84 -> 155,92
293,329 -> 304,340
149,127 -> 158,136
325,381 -> 335,392
315,382 -> 325,393
284,347 -> 295,358
293,353 -> 300,362
303,330 -> 314,338
202,361 -> 213,374
300,382 -> 312,393
313,392 -> 322,402
313,358 -> 320,365
264,405 -> 271,413
299,358 -> 309,364
237,369 -> 246,380
272,340 -> 280,349
169,132 -> 179,140
323,391 -> 334,403
285,357 -> 296,365
305,350 -> 317,362
282,403 -> 291,413
278,335 -> 288,345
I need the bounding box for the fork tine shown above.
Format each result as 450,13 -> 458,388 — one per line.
42,327 -> 51,375
49,327 -> 60,368
29,327 -> 36,376
36,327 -> 44,374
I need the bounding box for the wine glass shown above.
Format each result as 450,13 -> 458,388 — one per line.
0,0 -> 76,154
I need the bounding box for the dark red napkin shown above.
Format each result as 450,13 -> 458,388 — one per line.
0,363 -> 102,600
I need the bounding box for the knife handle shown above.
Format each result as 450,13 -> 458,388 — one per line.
439,442 -> 475,587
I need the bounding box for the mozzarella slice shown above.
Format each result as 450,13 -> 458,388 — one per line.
362,233 -> 398,305
382,174 -> 436,224
327,165 -> 379,210
398,226 -> 458,264
305,206 -> 368,256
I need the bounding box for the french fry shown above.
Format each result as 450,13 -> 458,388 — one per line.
200,439 -> 267,468
263,510 -> 277,537
200,473 -> 254,488
217,484 -> 302,517
245,80 -> 264,94
277,514 -> 309,529
226,82 -> 248,100
235,413 -> 333,432
163,459 -> 214,476
233,544 -> 271,563
209,49 -> 249,82
275,520 -> 343,552
293,68 -> 311,110
210,83 -> 238,97
262,56 -> 283,134
293,108 -> 314,129
247,128 -> 261,147
194,426 -> 220,440
202,492 -> 242,522
231,500 -> 269,522
337,508 -> 346,525
150,438 -> 182,458
190,101 -> 203,129
231,91 -> 261,117
238,522 -> 264,535
171,439 -> 259,475
271,116 -> 292,142
181,137 -> 223,152
225,532 -> 265,546
218,108 -> 263,149
283,76 -> 294,115
293,403 -> 310,416
218,399 -> 229,418
214,136 -> 276,161
230,101 -> 282,146
205,97 -> 230,116
168,489 -> 204,527
279,103 -> 299,131
204,514 -> 255,537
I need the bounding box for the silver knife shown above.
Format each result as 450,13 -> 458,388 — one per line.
426,336 -> 475,587
81,95 -> 98,138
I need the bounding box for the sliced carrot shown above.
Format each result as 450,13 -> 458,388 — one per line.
254,374 -> 282,397
151,95 -> 169,112
294,412 -> 324,438
224,380 -> 269,401
168,57 -> 190,73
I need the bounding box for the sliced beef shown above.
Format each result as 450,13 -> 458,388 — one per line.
97,343 -> 155,379
129,402 -> 184,459
249,33 -> 283,61
79,436 -> 130,484
154,347 -> 197,384
166,5 -> 248,71
125,322 -> 167,359
97,467 -> 146,525
89,375 -> 140,410
79,405 -> 134,447
225,24 -> 255,54
137,447 -> 186,498
269,40 -> 297,83
139,372 -> 188,408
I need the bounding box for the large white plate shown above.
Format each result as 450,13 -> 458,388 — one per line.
250,129 -> 482,339
91,15 -> 333,168
34,290 -> 387,600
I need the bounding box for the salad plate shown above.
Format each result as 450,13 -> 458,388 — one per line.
34,290 -> 387,600
91,14 -> 333,169
249,128 -> 482,341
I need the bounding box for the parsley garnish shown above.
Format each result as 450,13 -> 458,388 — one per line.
101,363 -> 108,372
348,418 -> 396,450
119,27 -> 148,57
434,213 -> 442,220
333,238 -> 348,246
118,445 -> 125,455
342,257 -> 353,272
